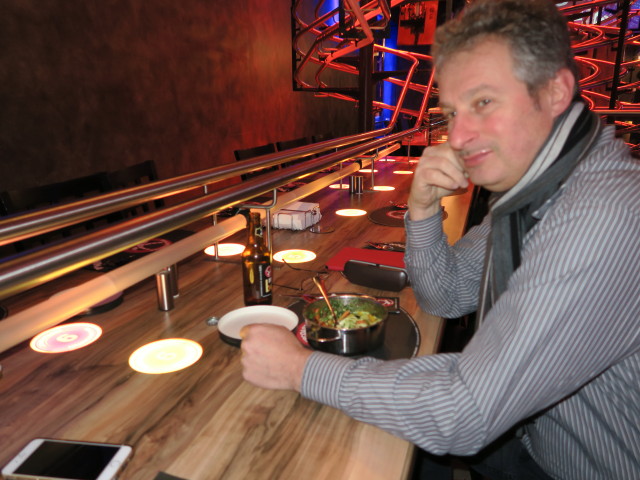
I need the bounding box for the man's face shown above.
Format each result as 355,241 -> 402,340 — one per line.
438,38 -> 558,192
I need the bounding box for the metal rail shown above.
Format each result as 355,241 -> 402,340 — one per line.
0,159 -> 370,354
0,142 -> 405,353
292,0 -> 433,124
0,129 -> 418,300
0,131 -> 383,246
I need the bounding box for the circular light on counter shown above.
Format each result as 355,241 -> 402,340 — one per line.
359,168 -> 378,173
336,209 -> 367,217
129,338 -> 203,374
273,249 -> 316,263
372,185 -> 395,191
329,184 -> 350,189
393,170 -> 414,175
30,323 -> 102,353
204,243 -> 245,257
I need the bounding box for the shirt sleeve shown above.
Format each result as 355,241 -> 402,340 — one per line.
301,195 -> 640,457
404,208 -> 490,318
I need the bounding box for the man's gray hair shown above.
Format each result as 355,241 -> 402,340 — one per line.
434,0 -> 578,96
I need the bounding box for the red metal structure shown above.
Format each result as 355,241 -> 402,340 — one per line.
292,0 -> 640,152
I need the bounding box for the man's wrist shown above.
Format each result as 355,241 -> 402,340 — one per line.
408,201 -> 441,221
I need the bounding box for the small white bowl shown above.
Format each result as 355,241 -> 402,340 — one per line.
216,305 -> 300,346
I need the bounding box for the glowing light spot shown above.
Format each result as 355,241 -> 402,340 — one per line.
273,249 -> 316,263
372,185 -> 395,191
129,338 -> 203,374
359,168 -> 378,173
329,184 -> 350,189
30,323 -> 102,353
336,209 -> 367,217
393,170 -> 414,175
204,243 -> 245,257
57,333 -> 78,343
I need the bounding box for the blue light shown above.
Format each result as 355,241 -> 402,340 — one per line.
318,0 -> 339,26
381,19 -> 399,124
630,1 -> 640,30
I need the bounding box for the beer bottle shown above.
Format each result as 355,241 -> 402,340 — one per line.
242,212 -> 273,305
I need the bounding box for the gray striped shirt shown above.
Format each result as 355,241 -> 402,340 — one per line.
301,126 -> 640,479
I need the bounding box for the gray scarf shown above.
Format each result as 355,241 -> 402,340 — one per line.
476,102 -> 602,327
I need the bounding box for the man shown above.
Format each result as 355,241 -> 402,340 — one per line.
240,1 -> 640,478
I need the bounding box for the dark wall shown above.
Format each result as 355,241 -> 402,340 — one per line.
0,0 -> 358,190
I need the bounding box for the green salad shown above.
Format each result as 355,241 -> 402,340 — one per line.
310,300 -> 383,329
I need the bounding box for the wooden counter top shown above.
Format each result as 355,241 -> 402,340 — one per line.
0,159 -> 471,480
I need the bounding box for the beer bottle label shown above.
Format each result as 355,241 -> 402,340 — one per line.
258,264 -> 272,298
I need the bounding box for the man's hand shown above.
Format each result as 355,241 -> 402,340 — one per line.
240,324 -> 312,391
408,143 -> 469,221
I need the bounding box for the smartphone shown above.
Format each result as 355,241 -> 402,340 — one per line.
1,438 -> 132,480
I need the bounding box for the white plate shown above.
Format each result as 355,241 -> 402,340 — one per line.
217,305 -> 300,346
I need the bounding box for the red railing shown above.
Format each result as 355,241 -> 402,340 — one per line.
292,0 -> 640,149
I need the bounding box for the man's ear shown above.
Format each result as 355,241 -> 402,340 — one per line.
548,68 -> 576,116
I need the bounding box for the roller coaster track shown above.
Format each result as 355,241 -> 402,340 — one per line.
292,0 -> 640,150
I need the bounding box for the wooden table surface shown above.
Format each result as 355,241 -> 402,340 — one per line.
0,158 -> 471,480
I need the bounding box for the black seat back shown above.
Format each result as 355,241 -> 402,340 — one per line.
276,137 -> 311,168
106,160 -> 164,220
234,143 -> 278,181
0,172 -> 111,253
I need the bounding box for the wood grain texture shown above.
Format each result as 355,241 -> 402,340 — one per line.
0,160 -> 471,480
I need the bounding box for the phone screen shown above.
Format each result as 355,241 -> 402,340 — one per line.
13,441 -> 121,479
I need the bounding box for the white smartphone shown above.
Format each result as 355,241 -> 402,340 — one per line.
1,438 -> 132,480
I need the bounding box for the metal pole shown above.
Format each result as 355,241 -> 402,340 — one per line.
359,43 -> 375,132
609,0 -> 631,110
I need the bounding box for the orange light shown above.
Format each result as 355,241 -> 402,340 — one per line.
336,209 -> 367,217
372,185 -> 395,191
393,170 -> 414,175
273,249 -> 316,263
204,243 -> 245,257
359,168 -> 378,173
30,323 -> 102,353
129,338 -> 203,374
329,184 -> 350,189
